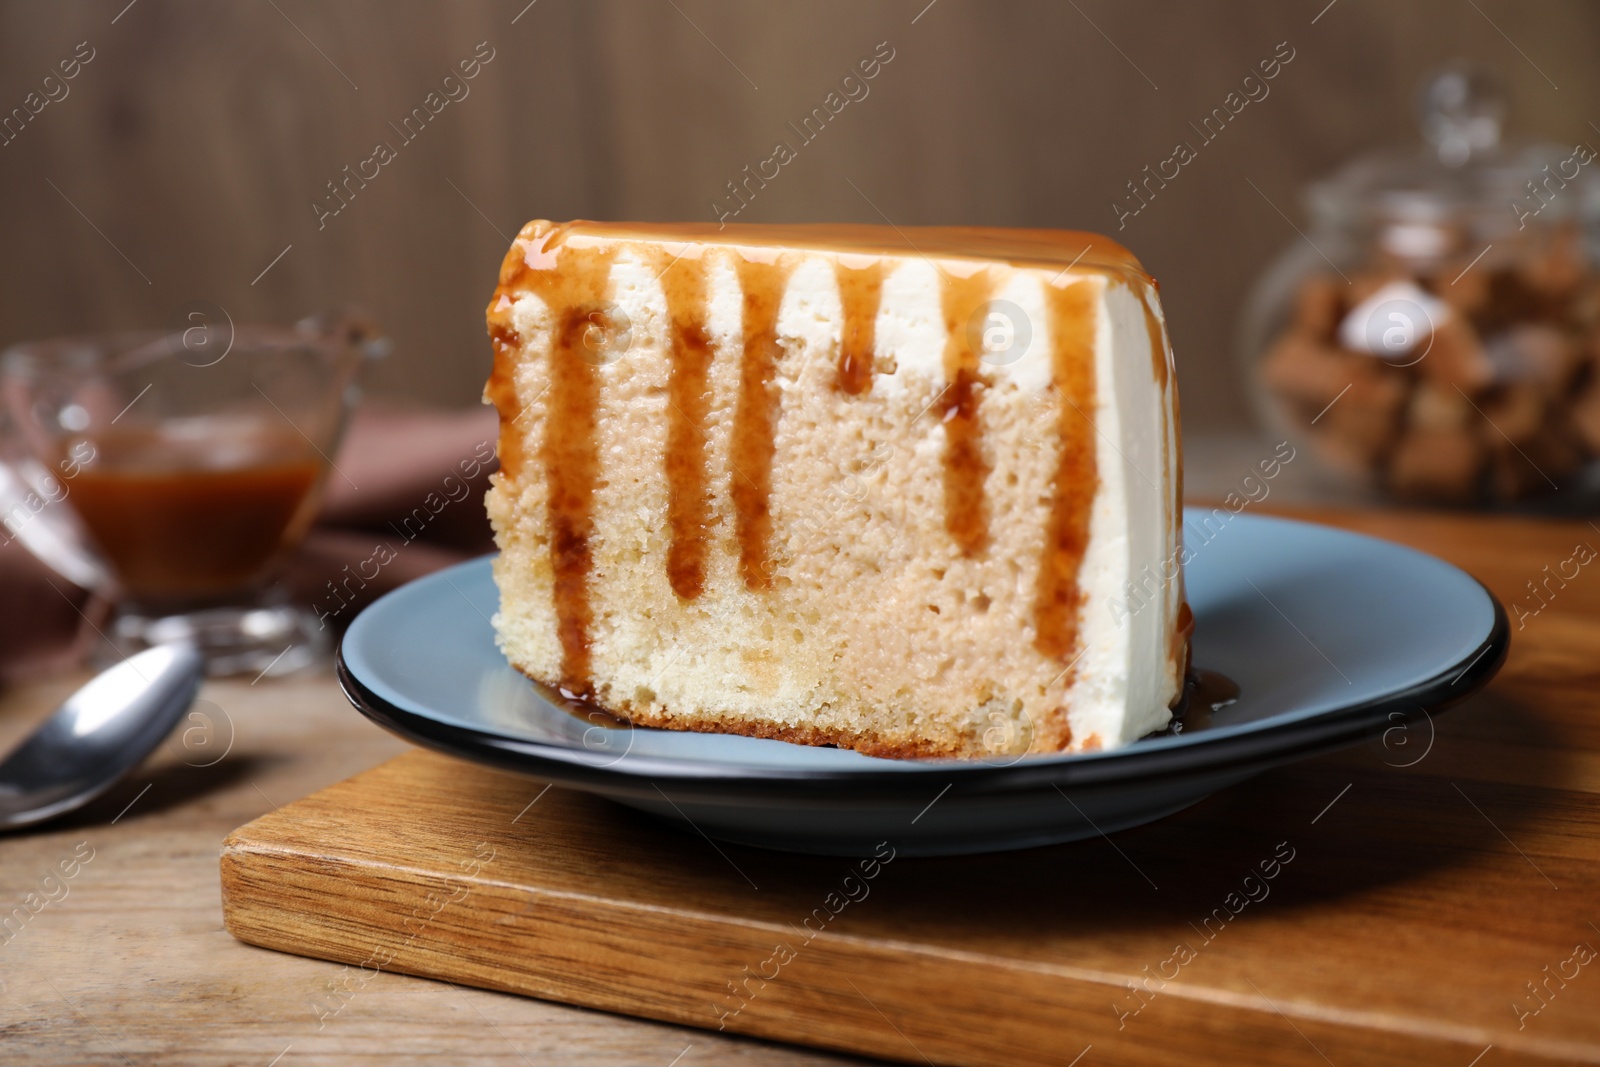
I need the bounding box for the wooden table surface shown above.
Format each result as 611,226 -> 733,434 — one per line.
2,504 -> 1597,1066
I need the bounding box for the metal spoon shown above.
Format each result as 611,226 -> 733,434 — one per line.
0,643 -> 203,830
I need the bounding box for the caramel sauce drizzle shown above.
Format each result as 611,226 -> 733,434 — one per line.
730,257 -> 792,590
524,240 -> 617,695
834,262 -> 884,395
937,270 -> 997,557
660,254 -> 715,600
1034,279 -> 1099,661
485,318 -> 524,481
1175,603 -> 1196,689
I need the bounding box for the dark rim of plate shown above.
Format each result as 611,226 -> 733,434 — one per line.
336,581 -> 1509,804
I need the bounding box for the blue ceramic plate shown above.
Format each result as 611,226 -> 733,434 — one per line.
337,512 -> 1507,856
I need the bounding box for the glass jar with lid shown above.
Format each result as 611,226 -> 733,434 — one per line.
1242,64 -> 1600,505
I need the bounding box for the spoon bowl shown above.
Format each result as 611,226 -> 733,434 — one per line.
0,643 -> 203,830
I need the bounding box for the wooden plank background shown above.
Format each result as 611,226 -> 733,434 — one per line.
0,1 -> 1595,432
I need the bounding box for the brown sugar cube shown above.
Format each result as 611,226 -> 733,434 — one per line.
1261,332 -> 1360,413
1568,369 -> 1600,454
1348,270 -> 1407,309
1408,381 -> 1474,432
1477,383 -> 1585,498
1572,279 -> 1600,332
1291,275 -> 1345,340
1479,382 -> 1544,444
1309,422 -> 1383,481
1522,223 -> 1586,305
1568,375 -> 1600,454
1387,426 -> 1485,502
1525,426 -> 1585,484
1482,324 -> 1582,396
1487,425 -> 1582,499
1481,268 -> 1551,334
1311,364 -> 1409,476
1436,260 -> 1491,321
1488,451 -> 1546,499
1420,314 -> 1495,392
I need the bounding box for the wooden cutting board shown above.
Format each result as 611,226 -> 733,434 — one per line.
222,727 -> 1600,1066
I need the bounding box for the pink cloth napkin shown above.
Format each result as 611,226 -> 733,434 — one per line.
0,403 -> 499,682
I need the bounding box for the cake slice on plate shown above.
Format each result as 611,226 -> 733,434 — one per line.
484,221 -> 1186,759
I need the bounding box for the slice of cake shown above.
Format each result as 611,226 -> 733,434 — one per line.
484,221 -> 1187,759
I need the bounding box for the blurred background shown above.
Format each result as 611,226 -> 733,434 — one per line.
3,0 -> 1599,678
1,0 -> 1594,436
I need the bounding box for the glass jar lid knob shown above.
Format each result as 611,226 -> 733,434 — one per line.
1417,63 -> 1505,168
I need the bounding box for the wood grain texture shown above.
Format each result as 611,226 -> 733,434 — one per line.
0,676 -> 860,1066
1,1 -> 1598,433
217,504 -> 1600,1067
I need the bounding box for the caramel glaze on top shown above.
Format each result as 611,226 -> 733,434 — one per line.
516,221 -> 1151,277
486,221 -> 1183,697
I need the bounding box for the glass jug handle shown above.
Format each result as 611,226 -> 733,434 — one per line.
0,404 -> 113,595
